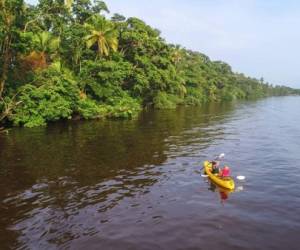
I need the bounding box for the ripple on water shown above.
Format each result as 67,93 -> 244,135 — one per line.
1,98 -> 300,249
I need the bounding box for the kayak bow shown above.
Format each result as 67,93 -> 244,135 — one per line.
203,160 -> 235,190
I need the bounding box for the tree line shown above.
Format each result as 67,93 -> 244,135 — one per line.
0,0 -> 299,128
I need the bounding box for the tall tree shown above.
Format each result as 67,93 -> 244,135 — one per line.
0,0 -> 26,98
84,15 -> 118,57
31,31 -> 60,63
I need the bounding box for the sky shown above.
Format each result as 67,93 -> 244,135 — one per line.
27,0 -> 300,88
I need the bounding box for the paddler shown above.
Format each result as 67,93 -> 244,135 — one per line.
219,165 -> 231,178
211,161 -> 220,174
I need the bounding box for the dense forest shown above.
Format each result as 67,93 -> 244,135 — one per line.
1,0 -> 299,128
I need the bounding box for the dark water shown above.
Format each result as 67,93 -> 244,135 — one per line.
1,97 -> 300,250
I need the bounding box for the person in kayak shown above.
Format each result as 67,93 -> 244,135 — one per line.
219,165 -> 230,178
211,161 -> 220,174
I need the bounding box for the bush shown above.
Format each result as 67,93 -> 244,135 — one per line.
77,98 -> 107,119
184,87 -> 206,106
153,92 -> 182,109
12,83 -> 77,127
220,89 -> 235,101
11,65 -> 81,127
106,95 -> 141,118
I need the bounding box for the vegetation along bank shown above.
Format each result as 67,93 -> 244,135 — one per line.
1,0 -> 299,128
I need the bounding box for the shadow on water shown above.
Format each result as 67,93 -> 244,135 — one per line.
0,102 -> 238,249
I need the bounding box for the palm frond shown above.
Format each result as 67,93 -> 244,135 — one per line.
49,36 -> 60,52
86,35 -> 98,49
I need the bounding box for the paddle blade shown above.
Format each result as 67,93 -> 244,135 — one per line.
237,176 -> 245,181
219,153 -> 225,158
215,153 -> 225,160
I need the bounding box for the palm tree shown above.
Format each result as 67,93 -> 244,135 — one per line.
64,0 -> 73,10
171,45 -> 183,66
32,31 -> 60,63
84,15 -> 118,57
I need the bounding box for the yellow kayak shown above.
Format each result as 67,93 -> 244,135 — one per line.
203,160 -> 235,190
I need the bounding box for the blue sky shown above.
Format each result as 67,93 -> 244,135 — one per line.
27,0 -> 300,88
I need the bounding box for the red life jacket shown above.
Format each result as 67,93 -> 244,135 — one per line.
221,167 -> 230,177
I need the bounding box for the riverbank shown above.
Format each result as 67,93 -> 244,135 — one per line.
1,0 -> 299,128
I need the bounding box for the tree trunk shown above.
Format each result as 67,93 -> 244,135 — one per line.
0,35 -> 11,99
0,57 -> 9,98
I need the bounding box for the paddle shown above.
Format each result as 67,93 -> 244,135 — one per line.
216,153 -> 225,160
236,176 -> 246,180
202,174 -> 246,180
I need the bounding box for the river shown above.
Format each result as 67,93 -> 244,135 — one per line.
0,96 -> 300,250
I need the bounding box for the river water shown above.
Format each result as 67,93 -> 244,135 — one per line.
0,96 -> 300,250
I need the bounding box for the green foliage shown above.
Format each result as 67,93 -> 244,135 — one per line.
77,98 -> 106,119
11,66 -> 80,127
111,13 -> 126,22
0,0 -> 299,128
106,95 -> 141,118
184,87 -> 206,106
60,22 -> 87,72
153,92 -> 183,110
12,84 -> 74,127
84,15 -> 118,57
80,58 -> 132,102
32,31 -> 60,54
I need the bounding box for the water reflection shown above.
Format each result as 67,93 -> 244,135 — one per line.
206,180 -> 239,204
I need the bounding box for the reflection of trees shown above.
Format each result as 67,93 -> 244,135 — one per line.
0,102 -> 236,248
